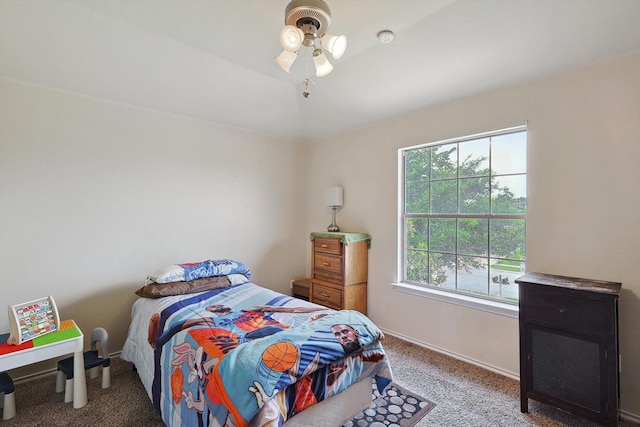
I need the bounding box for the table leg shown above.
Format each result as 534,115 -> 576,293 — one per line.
73,350 -> 87,408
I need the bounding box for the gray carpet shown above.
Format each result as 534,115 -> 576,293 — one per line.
1,334 -> 637,426
382,335 -> 637,427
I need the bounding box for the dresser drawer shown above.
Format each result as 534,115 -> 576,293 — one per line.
314,238 -> 342,255
523,287 -> 608,334
312,283 -> 342,310
314,252 -> 343,283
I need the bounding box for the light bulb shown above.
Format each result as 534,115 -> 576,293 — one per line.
274,50 -> 297,72
321,33 -> 347,59
280,25 -> 304,51
313,49 -> 333,77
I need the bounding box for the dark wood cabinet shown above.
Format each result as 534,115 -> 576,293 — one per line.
516,272 -> 621,426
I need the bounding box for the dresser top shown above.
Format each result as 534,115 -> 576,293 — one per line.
515,272 -> 621,296
310,232 -> 371,247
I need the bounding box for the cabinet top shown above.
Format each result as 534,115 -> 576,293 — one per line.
310,232 -> 371,247
515,272 -> 621,296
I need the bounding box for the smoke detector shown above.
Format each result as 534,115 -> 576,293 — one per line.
377,30 -> 395,44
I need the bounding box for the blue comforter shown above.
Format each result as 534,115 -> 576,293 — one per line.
143,282 -> 392,427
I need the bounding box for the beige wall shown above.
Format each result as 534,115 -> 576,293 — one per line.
305,51 -> 640,419
0,78 -> 310,376
1,51 -> 638,420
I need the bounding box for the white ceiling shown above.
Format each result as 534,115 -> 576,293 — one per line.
1,0 -> 639,142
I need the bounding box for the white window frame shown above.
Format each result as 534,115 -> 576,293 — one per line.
395,126 -> 527,318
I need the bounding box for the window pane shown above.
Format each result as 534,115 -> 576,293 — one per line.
492,174 -> 527,214
406,180 -> 429,213
406,218 -> 428,251
490,259 -> 524,302
405,147 -> 430,180
406,249 -> 428,284
457,256 -> 488,296
431,180 -> 457,213
430,252 -> 455,289
491,132 -> 527,175
459,138 -> 489,178
459,176 -> 490,214
458,218 -> 488,256
490,219 -> 526,259
429,218 -> 456,253
431,143 -> 457,180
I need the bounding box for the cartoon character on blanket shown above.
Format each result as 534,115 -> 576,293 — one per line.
147,302 -> 392,427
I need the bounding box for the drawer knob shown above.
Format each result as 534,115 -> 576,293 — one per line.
321,244 -> 328,248
321,293 -> 329,297
323,262 -> 330,266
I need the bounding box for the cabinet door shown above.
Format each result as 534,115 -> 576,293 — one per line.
524,324 -> 606,418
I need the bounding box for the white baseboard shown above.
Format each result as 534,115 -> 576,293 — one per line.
620,409 -> 640,424
382,328 -> 519,380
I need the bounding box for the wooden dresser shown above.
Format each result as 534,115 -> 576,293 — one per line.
516,272 -> 621,426
304,232 -> 370,314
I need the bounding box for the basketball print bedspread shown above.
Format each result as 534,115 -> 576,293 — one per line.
121,281 -> 393,427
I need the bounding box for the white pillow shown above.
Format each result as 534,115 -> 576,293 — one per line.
228,274 -> 250,285
146,264 -> 185,284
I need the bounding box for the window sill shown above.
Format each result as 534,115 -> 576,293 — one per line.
391,282 -> 519,318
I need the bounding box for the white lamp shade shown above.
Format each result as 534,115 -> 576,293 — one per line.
274,49 -> 298,72
327,187 -> 344,207
280,25 -> 304,51
313,51 -> 333,77
321,33 -> 347,59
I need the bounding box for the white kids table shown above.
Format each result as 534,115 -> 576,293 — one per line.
0,319 -> 87,408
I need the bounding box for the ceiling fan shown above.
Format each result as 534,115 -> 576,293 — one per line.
274,0 -> 347,78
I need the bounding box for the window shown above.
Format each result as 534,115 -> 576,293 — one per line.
398,126 -> 526,309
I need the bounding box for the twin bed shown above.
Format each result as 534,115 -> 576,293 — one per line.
120,259 -> 392,427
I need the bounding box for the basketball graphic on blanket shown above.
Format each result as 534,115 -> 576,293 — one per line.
262,341 -> 298,372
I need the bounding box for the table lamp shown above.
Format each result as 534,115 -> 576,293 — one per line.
327,186 -> 343,232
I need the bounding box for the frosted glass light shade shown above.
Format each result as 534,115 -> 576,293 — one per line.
313,51 -> 333,77
327,186 -> 344,207
321,33 -> 347,59
280,25 -> 304,51
274,49 -> 298,72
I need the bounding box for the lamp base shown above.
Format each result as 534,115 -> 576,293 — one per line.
327,206 -> 340,232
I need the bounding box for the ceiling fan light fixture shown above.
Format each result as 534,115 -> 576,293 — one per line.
321,33 -> 347,59
276,0 -> 343,95
312,49 -> 333,77
275,49 -> 298,73
280,25 -> 304,51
